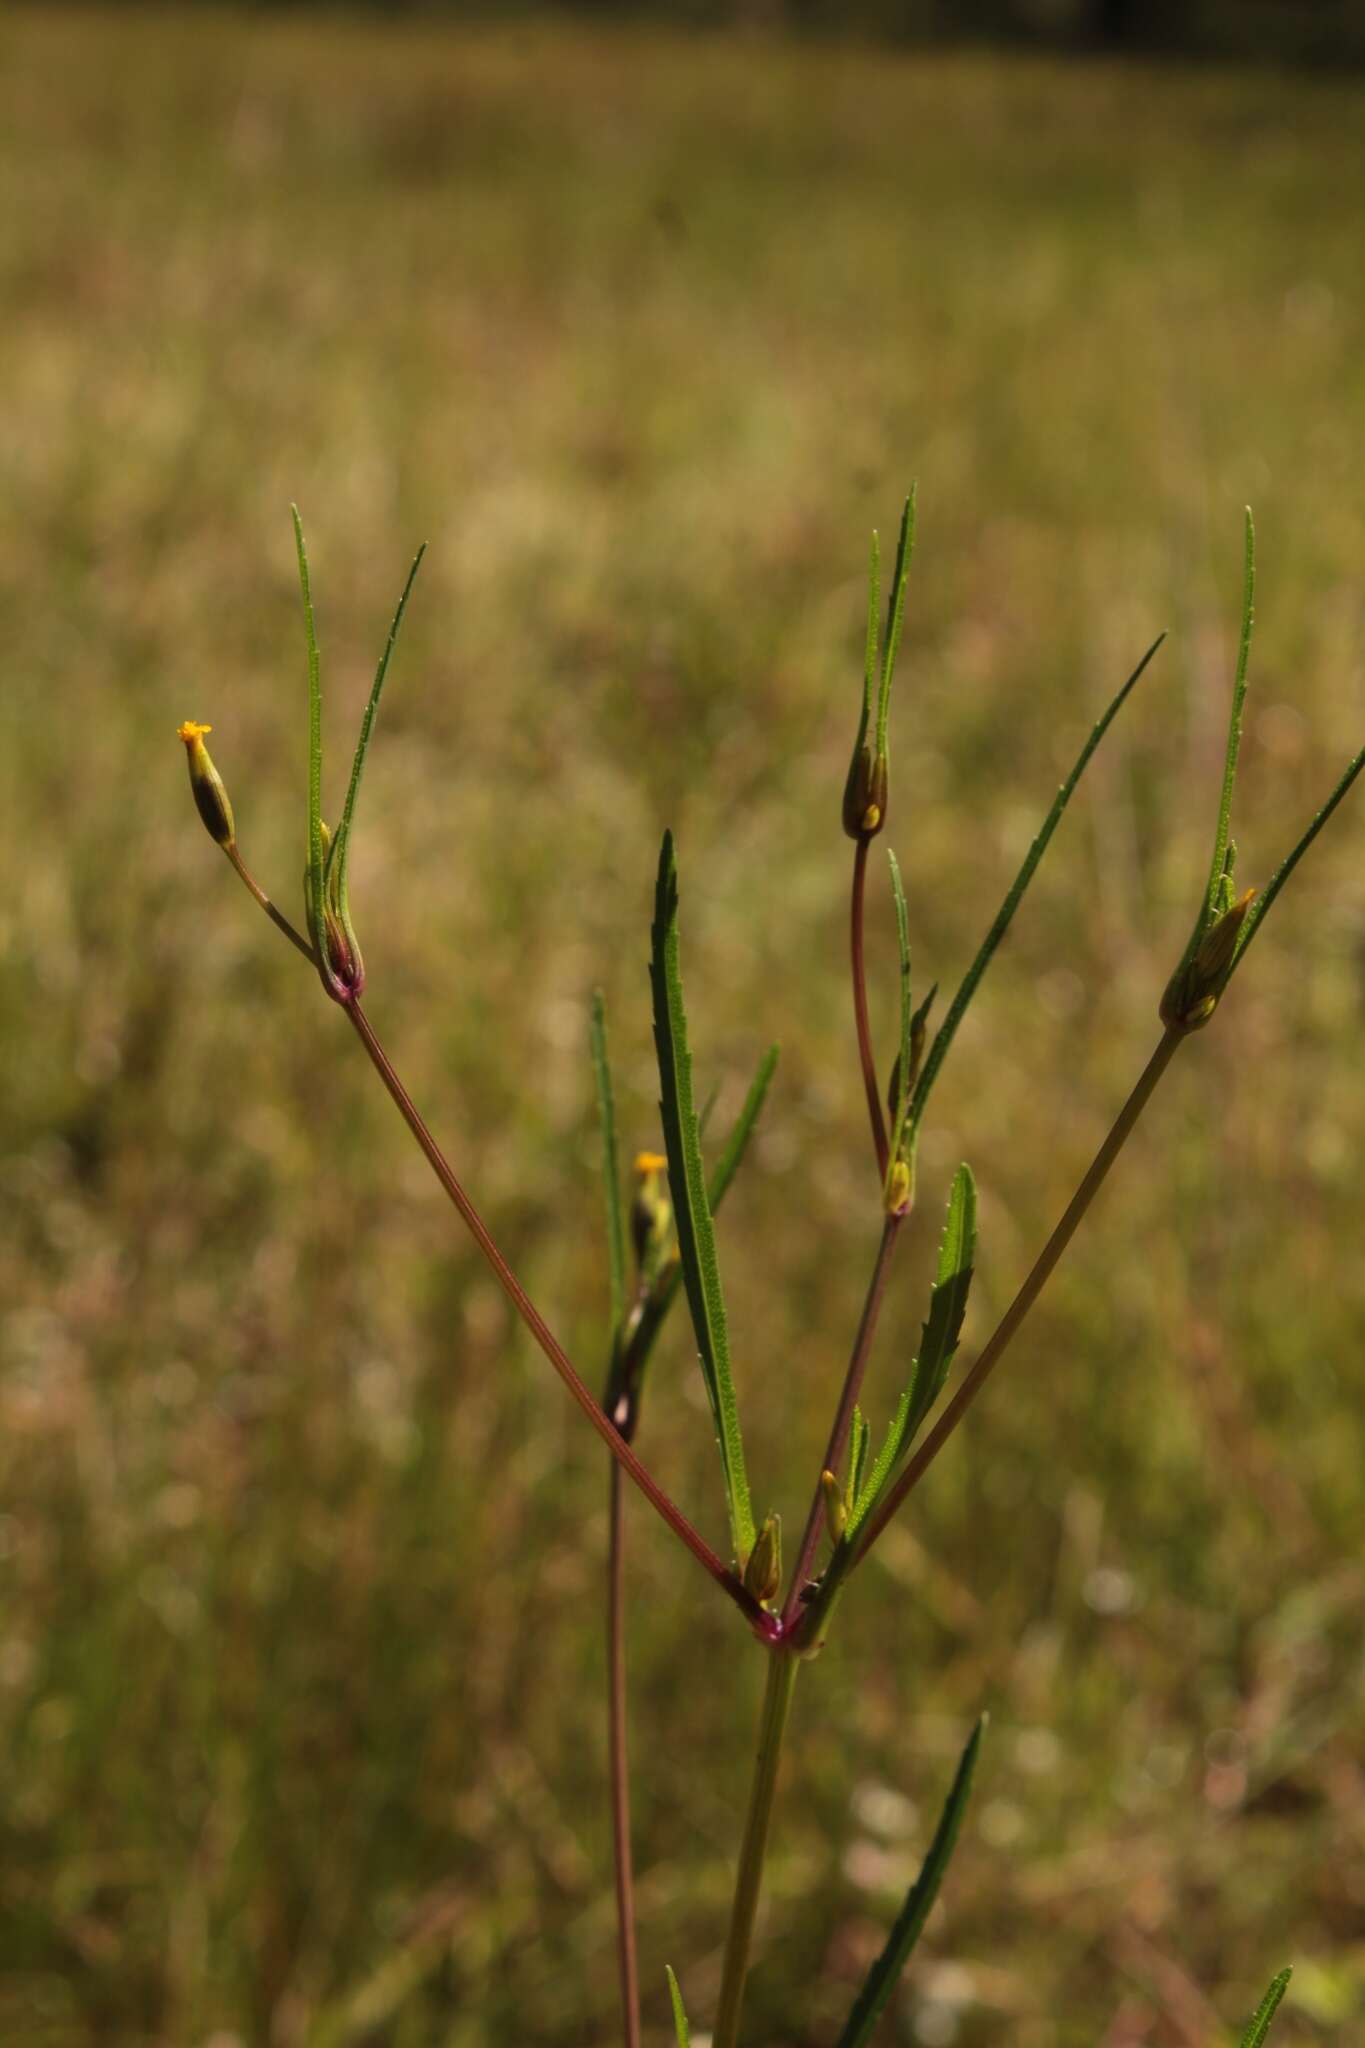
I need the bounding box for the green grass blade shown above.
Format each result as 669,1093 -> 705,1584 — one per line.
589,990 -> 627,1342
875,487 -> 916,759
1207,508 -> 1256,918
707,1044 -> 779,1213
1230,740 -> 1365,973
665,1965 -> 692,2047
326,543 -> 426,910
910,631 -> 1165,1131
650,831 -> 755,1564
292,505 -> 326,961
1238,1967 -> 1292,2047
834,1717 -> 985,2048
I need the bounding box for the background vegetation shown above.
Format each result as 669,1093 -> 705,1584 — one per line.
2,7 -> 1364,2043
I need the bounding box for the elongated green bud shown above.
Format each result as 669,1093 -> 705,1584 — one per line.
821,1469 -> 847,1546
177,722 -> 235,848
743,1512 -> 782,1606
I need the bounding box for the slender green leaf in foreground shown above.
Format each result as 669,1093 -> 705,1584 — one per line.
1208,507 -> 1256,919
616,1040 -> 780,1399
292,505 -> 326,966
326,542 -> 426,916
589,990 -> 627,1343
665,1966 -> 692,2047
1238,1967 -> 1292,2047
835,1717 -> 985,2048
875,487 -> 917,761
848,1164 -> 976,1540
910,630 -> 1166,1131
650,831 -> 756,1564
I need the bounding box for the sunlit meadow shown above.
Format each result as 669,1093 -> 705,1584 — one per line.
2,8 -> 1364,2043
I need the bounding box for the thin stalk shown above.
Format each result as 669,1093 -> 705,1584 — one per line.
781,1213 -> 901,1628
857,1026 -> 1182,1560
712,1648 -> 800,2048
605,1458 -> 641,2048
851,838 -> 889,1177
345,998 -> 774,1637
225,844 -> 316,965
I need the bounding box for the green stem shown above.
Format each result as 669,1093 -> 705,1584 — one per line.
713,1649 -> 800,2048
605,1458 -> 641,2048
857,1026 -> 1182,1560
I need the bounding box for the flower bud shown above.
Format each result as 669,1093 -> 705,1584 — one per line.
842,746 -> 888,840
821,1469 -> 847,1547
1160,888 -> 1256,1033
177,721 -> 235,848
884,1158 -> 912,1217
743,1513 -> 782,1606
630,1151 -> 672,1277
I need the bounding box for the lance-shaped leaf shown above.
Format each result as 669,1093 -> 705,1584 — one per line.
847,1165 -> 976,1542
616,1041 -> 779,1399
650,832 -> 756,1565
874,488 -> 916,766
835,1717 -> 985,2048
324,543 -> 426,927
589,990 -> 627,1346
665,1966 -> 692,2047
911,631 -> 1165,1131
1238,1967 -> 1292,2047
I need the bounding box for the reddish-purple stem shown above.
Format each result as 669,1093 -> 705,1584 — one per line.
851,837 -> 890,1179
855,1027 -> 1182,1563
345,999 -> 775,1636
780,1212 -> 901,1628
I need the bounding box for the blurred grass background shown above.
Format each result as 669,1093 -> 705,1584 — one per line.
3,7 -> 1365,2044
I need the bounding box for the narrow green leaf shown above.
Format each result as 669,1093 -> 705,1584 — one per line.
885,848 -> 913,1179
615,1042 -> 779,1397
589,991 -> 627,1343
834,1717 -> 985,2048
1229,739 -> 1365,975
665,1965 -> 692,2048
1238,1966 -> 1292,2047
875,487 -> 917,759
1207,508 -> 1256,919
707,1044 -> 779,1214
326,543 -> 426,914
650,832 -> 755,1564
910,1163 -> 976,1421
292,505 -> 326,962
848,1405 -> 871,1507
862,528 -> 881,740
848,1165 -> 976,1539
910,632 -> 1165,1131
